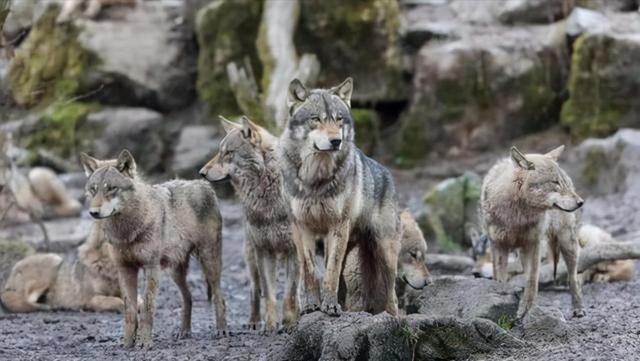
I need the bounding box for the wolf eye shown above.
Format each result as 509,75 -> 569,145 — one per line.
409,251 -> 417,258
551,180 -> 561,186
89,186 -> 97,195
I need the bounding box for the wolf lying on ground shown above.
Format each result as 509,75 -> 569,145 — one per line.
1,224 -> 122,313
341,209 -> 431,312
1,131 -> 81,249
481,145 -> 585,318
279,77 -> 401,316
80,149 -> 226,349
200,115 -> 298,332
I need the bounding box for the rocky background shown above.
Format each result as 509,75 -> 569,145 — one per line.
1,0 -> 640,360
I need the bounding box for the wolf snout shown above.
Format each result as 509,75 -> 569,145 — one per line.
198,168 -> 208,179
89,210 -> 101,219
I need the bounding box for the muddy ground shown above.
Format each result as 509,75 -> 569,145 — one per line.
1,138 -> 639,360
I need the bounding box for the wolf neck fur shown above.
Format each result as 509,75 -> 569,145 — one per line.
231,152 -> 283,210
492,169 -> 545,230
103,181 -> 155,246
284,142 -> 353,192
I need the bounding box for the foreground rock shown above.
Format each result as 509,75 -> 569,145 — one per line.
405,276 -> 520,322
269,311 -> 523,361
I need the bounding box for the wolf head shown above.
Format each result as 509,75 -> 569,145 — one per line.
79,149 -> 137,219
200,116 -> 277,183
511,145 -> 584,212
397,210 -> 432,290
280,78 -> 355,183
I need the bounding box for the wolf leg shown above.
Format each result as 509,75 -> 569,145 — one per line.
321,220 -> 351,316
517,242 -> 540,319
292,223 -> 320,314
256,249 -> 278,333
117,265 -> 138,348
88,295 -> 124,312
244,241 -> 262,330
197,240 -> 228,336
137,264 -> 160,349
171,261 -> 193,338
492,244 -> 510,283
283,250 -> 300,328
559,233 -> 585,317
381,235 -> 400,316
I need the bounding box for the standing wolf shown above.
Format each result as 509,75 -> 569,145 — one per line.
481,146 -> 585,318
80,150 -> 226,349
279,77 -> 401,316
200,115 -> 298,332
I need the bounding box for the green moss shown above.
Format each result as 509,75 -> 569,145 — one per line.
7,5 -> 96,109
582,147 -> 606,186
195,0 -> 262,118
295,0 -> 407,101
497,315 -> 515,331
26,102 -> 98,157
561,34 -> 630,139
352,108 -> 380,155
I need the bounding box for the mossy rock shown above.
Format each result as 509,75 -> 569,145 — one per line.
195,0 -> 262,117
352,108 -> 380,155
26,102 -> 98,158
295,0 -> 408,102
7,4 -> 97,109
424,172 -> 482,251
560,33 -> 640,139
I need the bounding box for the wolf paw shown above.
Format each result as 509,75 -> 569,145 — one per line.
216,329 -> 229,338
573,308 -> 586,318
244,321 -> 261,331
173,328 -> 191,340
300,303 -> 320,315
321,298 -> 342,316
122,337 -> 136,349
136,337 -> 154,350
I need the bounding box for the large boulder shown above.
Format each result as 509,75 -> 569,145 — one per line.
394,23 -> 568,162
170,125 -> 220,178
79,107 -> 165,172
560,13 -> 640,139
404,276 -> 520,322
296,0 -> 409,103
7,2 -> 197,112
268,311 -> 523,361
194,0 -> 262,116
423,172 -> 481,251
498,0 -> 573,25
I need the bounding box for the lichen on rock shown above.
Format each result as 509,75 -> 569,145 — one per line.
7,4 -> 96,109
195,0 -> 262,117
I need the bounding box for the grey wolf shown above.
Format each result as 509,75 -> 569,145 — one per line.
342,209 -> 431,311
1,131 -> 82,249
80,149 -> 226,348
199,115 -> 297,332
579,224 -> 635,283
1,224 -> 122,313
278,77 -> 401,316
480,145 -> 584,318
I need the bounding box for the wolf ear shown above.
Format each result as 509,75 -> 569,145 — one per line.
116,149 -> 137,178
219,115 -> 240,134
545,145 -> 565,161
330,77 -> 353,108
240,116 -> 262,145
510,146 -> 535,170
79,152 -> 100,177
287,78 -> 308,113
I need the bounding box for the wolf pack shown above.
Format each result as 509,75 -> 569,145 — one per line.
0,77 -> 630,349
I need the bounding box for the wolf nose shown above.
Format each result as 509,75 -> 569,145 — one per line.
577,200 -> 584,208
330,139 -> 342,149
89,211 -> 100,219
199,168 -> 207,178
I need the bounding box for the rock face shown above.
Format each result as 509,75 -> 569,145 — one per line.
195,0 -> 262,116
80,107 -> 165,172
395,23 -> 568,160
296,0 -> 408,103
498,0 -> 573,24
404,276 -> 520,322
268,311 -> 523,361
560,13 -> 640,139
170,125 -> 220,178
423,172 -> 481,250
